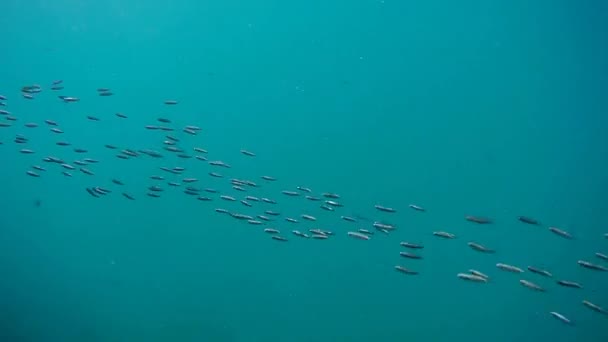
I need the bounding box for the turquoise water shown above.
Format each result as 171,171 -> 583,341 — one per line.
2,0 -> 608,341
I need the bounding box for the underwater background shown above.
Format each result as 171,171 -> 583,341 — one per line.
1,0 -> 607,341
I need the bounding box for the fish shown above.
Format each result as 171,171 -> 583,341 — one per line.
373,222 -> 396,231
375,205 -> 396,213
549,312 -> 572,325
468,242 -> 495,253
457,273 -> 487,283
26,170 -> 40,177
86,188 -> 99,198
395,266 -> 418,275
400,252 -> 422,260
261,176 -> 277,181
240,149 -> 256,157
518,216 -> 540,225
582,300 -> 607,315
465,216 -> 493,224
578,260 -> 607,271
519,279 -> 545,292
264,228 -> 280,234
496,263 -> 523,273
292,230 -> 309,238
527,266 -> 552,277
10,73 -> 603,333
469,270 -> 489,280
548,227 -> 573,239
596,252 -> 608,261
556,280 -> 582,289
400,242 -> 424,249
408,204 -> 426,212
325,200 -> 343,207
347,231 -> 370,240
433,231 -> 455,239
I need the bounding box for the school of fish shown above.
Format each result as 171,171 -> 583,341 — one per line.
1,82 -> 607,328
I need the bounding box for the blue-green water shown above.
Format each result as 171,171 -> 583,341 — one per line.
2,1 -> 607,341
